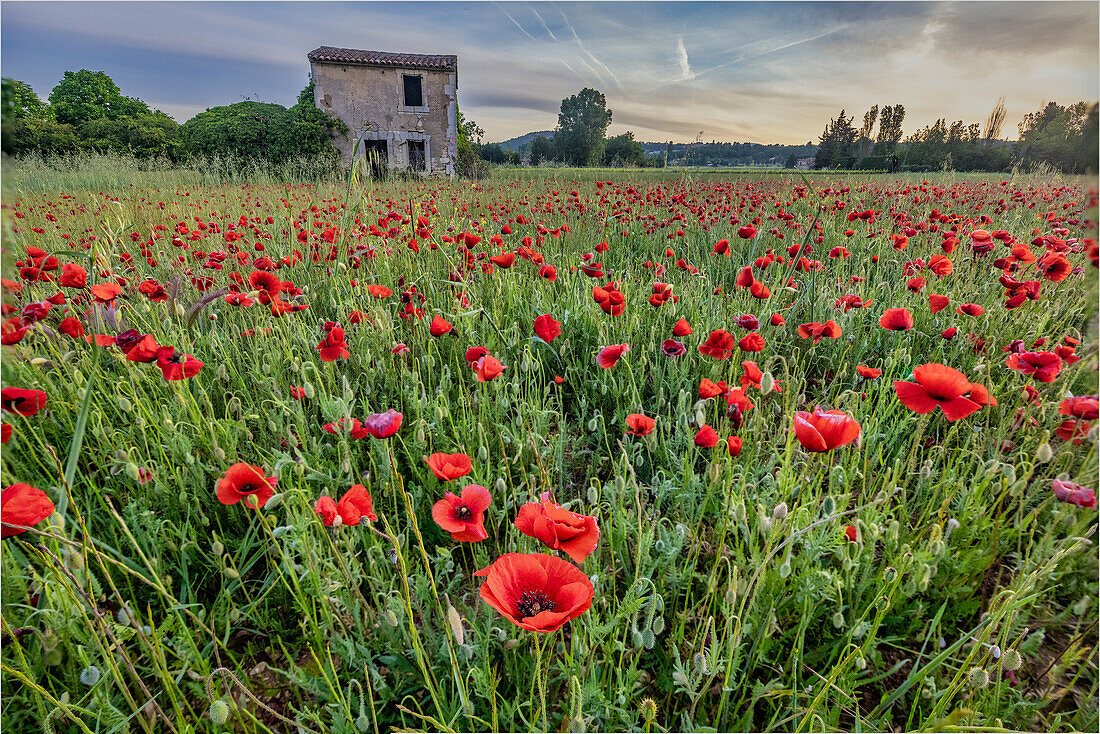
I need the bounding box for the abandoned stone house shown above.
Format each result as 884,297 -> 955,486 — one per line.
307,46 -> 458,175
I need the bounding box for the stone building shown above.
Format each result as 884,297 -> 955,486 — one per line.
307,46 -> 458,175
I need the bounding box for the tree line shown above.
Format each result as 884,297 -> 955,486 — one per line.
1,71 -> 344,163
813,98 -> 1098,173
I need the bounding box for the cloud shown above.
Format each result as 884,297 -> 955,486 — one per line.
676,36 -> 694,81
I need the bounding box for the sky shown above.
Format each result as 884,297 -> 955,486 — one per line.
1,1 -> 1097,145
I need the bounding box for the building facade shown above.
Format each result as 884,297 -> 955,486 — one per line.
308,46 -> 458,176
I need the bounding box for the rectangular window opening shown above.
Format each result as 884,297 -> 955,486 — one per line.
408,141 -> 426,172
403,75 -> 423,108
362,139 -> 388,177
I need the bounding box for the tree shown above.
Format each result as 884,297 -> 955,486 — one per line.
555,88 -> 612,166
528,135 -> 555,166
1,79 -> 47,122
854,105 -> 878,162
290,82 -> 346,159
48,70 -> 144,126
602,131 -> 644,167
180,101 -> 297,161
455,105 -> 485,178
814,109 -> 857,169
1017,100 -> 1098,173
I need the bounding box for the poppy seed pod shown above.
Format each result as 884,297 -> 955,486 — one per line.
209,700 -> 230,726
968,667 -> 989,688
1002,649 -> 1023,671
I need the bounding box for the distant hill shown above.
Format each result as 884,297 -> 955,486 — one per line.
494,131 -> 555,151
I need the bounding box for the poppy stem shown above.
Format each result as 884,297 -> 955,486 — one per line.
533,631 -> 549,731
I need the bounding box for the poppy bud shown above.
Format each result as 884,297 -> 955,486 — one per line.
760,372 -> 775,394
1036,442 -> 1053,463
831,612 -> 846,629
772,502 -> 788,520
968,667 -> 989,688
587,485 -> 599,504
80,666 -> 101,686
304,382 -> 315,400
446,601 -> 464,645
1002,649 -> 1022,671
118,396 -> 132,412
494,478 -> 506,493
384,610 -> 400,626
945,518 -> 960,536
223,567 -> 239,579
212,540 -> 224,556
854,656 -> 867,670
209,700 -> 230,726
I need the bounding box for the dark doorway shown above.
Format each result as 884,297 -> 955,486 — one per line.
402,75 -> 423,107
362,139 -> 388,177
408,141 -> 426,172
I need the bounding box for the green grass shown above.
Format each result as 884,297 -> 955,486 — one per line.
1,161 -> 1097,733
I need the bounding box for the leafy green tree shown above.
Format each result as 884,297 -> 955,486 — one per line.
555,88 -> 612,166
1,79 -> 47,122
456,105 -> 485,177
77,111 -> 180,159
180,101 -> 297,161
1017,101 -> 1098,173
602,131 -> 644,167
814,109 -> 857,169
48,70 -> 144,126
1,117 -> 79,156
527,135 -> 555,166
290,82 -> 345,159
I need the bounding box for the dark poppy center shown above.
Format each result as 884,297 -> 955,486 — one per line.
454,505 -> 472,521
516,590 -> 555,619
239,482 -> 260,494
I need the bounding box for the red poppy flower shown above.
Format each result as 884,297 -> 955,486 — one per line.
661,339 -> 686,357
1,388 -> 47,416
474,553 -> 594,633
490,252 -> 515,268
592,282 -> 625,316
363,409 -> 402,438
956,303 -> 985,317
465,346 -> 490,366
726,436 -> 743,456
514,492 -> 600,563
1006,351 -> 1063,383
317,326 -> 350,362
58,317 -> 84,339
1,319 -> 27,345
694,425 -> 720,447
625,413 -> 655,436
735,314 -> 760,331
322,417 -> 370,439
1059,396 -> 1099,420
89,282 -> 121,304
699,378 -> 729,399
597,343 -> 630,369
314,484 -> 378,526
1051,479 -> 1095,508
58,263 -> 87,289
1,424 -> 10,443
968,384 -> 997,407
1037,252 -> 1072,282
894,363 -> 982,421
432,484 -> 492,542
2,483 -> 54,538
534,314 -> 562,342
120,333 -> 161,363
216,463 -> 277,508
474,354 -> 506,382
738,332 -> 766,352
879,308 -> 914,331
856,365 -> 882,379
797,321 -> 842,344
699,330 -> 737,359
928,294 -> 950,313
942,328 -> 958,339
793,407 -> 861,452
1055,419 -> 1090,443
672,318 -> 693,336
844,525 -> 858,542
927,254 -> 953,277
425,452 -> 473,482
367,284 -> 393,298
392,343 -> 410,355
538,265 -> 558,281
740,361 -> 764,390
429,314 -> 453,336
770,313 -> 786,327
155,347 -> 203,381
737,225 -> 757,239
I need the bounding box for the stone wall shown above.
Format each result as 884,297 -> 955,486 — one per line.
311,62 -> 457,175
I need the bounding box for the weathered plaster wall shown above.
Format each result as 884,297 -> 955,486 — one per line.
311,62 -> 457,175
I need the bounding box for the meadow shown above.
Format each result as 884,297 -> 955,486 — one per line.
1,156 -> 1097,734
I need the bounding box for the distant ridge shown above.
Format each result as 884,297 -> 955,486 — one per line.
494,131 -> 555,151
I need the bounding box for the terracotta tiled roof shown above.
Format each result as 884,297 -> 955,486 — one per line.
308,46 -> 457,71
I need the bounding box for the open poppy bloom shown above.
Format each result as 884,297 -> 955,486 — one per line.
429,314 -> 453,336
856,365 -> 882,379
1051,479 -> 1095,508
155,347 -> 203,381
694,425 -> 720,447
727,436 -> 743,456
474,354 -> 506,382
797,321 -> 842,344
699,330 -> 737,359
1006,351 -> 1063,383
425,452 -> 472,482
625,413 -> 656,436
363,409 -> 402,438
928,294 -> 950,313
1060,396 -> 1099,420
879,308 -> 914,331
672,318 -> 693,336
366,284 -> 393,298
1,424 -> 10,443
475,553 -> 594,633
894,363 -> 982,421
514,492 -> 600,563
216,463 -> 278,508
793,407 -> 861,452
533,314 -> 562,342
661,339 -> 686,357
314,484 -> 378,526
317,326 -> 350,362
1,388 -> 47,416
433,484 -> 492,542
322,417 -> 370,439
699,379 -> 729,399
2,483 -> 54,538
597,343 -> 630,369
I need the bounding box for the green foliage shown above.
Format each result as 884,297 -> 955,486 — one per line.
813,109 -> 858,169
1,78 -> 47,122
1,117 -> 80,156
602,131 -> 645,167
526,135 -> 555,166
1016,100 -> 1098,173
456,104 -> 486,178
179,84 -> 341,164
555,88 -> 613,166
47,69 -> 148,126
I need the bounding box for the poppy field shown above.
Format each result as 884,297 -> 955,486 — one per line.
1,168 -> 1098,733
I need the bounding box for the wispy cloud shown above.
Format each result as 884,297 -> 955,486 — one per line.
497,4 -> 539,43
528,3 -> 558,42
676,35 -> 695,82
